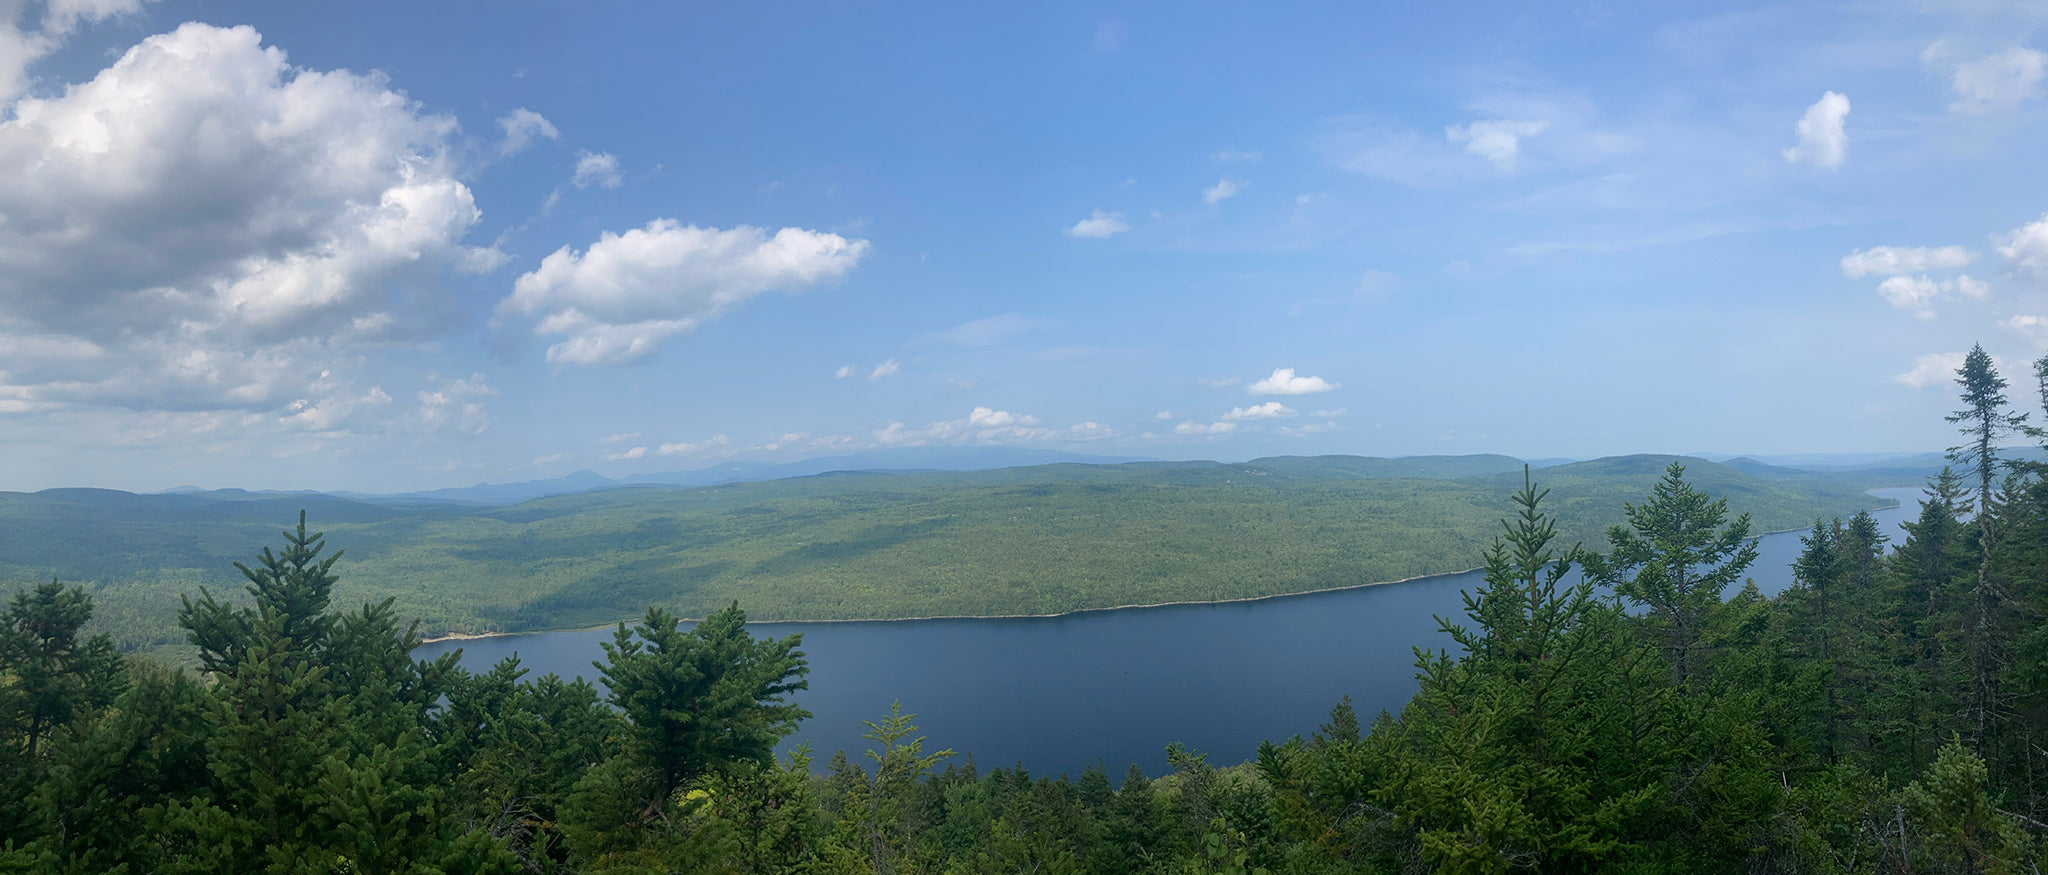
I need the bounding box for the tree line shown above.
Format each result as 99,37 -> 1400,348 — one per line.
2,343 -> 2046,872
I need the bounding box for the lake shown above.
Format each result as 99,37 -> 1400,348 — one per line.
419,486 -> 1925,776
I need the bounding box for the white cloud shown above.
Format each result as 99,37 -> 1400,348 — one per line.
1212,149 -> 1261,163
1894,352 -> 1967,388
1203,178 -> 1244,204
1155,410 -> 1173,420
1067,209 -> 1129,238
1999,213 -> 2048,288
1841,245 -> 1977,277
873,406 -> 1057,446
1926,44 -> 2047,113
1221,401 -> 1297,421
945,378 -> 977,391
532,452 -> 571,465
496,108 -> 559,155
2003,314 -> 2048,342
1874,274 -> 1989,319
606,445 -> 648,461
1276,420 -> 1340,436
600,432 -> 640,444
1312,408 -> 1347,418
503,219 -> 870,366
572,150 -> 623,189
869,359 -> 899,381
1444,119 -> 1549,171
1197,377 -> 1242,388
0,23 -> 485,420
658,434 -> 730,456
1068,421 -> 1115,440
1174,420 -> 1237,435
415,373 -> 496,435
1319,94 -> 1628,188
1783,91 -> 1850,169
928,313 -> 1055,347
1249,368 -> 1339,395
834,364 -> 854,379
1,0 -> 154,101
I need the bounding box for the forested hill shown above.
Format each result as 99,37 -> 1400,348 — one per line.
1,453 -> 1905,656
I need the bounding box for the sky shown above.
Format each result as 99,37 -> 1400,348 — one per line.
3,0 -> 2048,493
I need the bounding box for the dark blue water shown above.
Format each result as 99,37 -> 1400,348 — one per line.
420,488 -> 1923,775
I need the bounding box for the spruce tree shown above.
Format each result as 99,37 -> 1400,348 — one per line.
593,603 -> 810,816
1946,345 -> 2025,747
1584,461 -> 1758,688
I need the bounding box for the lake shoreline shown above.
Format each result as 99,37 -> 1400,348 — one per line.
419,492 -> 1907,645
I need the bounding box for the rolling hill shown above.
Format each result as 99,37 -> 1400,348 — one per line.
0,453 -> 1913,659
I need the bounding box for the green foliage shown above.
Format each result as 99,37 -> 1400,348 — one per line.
597,603 -> 809,811
1584,461 -> 1757,687
11,378 -> 2048,873
2,454 -> 1897,654
843,701 -> 955,874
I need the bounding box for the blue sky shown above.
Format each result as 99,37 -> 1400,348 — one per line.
3,0 -> 2047,492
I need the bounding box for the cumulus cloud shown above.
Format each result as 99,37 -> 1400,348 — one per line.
869,359 -> 900,381
1999,213 -> 2048,288
416,373 -> 496,435
503,219 -> 870,366
2003,314 -> 2048,343
1203,178 -> 1244,203
1895,352 -> 1967,388
1926,43 -> 2047,113
1067,209 -> 1129,238
1174,420 -> 1237,436
1841,246 -> 1976,278
873,406 -> 1057,446
1,0 -> 155,100
600,432 -> 640,443
1221,401 -> 1297,421
496,108 -> 559,155
1783,92 -> 1850,169
1249,368 -> 1339,395
834,364 -> 854,379
0,23 -> 488,422
1068,421 -> 1115,440
1875,274 -> 1989,319
658,434 -> 731,456
1444,119 -> 1549,171
572,150 -> 622,189
606,445 -> 648,461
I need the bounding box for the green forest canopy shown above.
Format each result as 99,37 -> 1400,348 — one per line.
0,453 -> 1901,658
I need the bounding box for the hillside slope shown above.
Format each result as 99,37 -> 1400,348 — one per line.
0,454 -> 1895,655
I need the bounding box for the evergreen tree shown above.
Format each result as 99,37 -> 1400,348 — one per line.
1946,346 -> 2027,748
593,603 -> 810,816
844,702 -> 954,875
1584,461 -> 1758,688
0,580 -> 126,850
